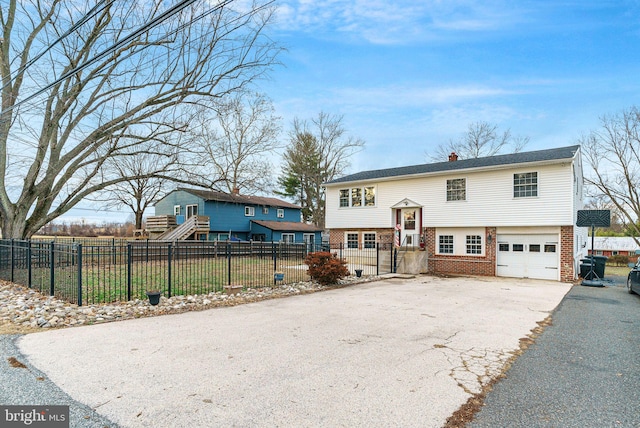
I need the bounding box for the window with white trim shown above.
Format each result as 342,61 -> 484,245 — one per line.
514,172 -> 538,198
447,178 -> 466,201
439,235 -> 453,254
363,233 -> 376,249
339,189 -> 349,207
346,233 -> 359,249
466,235 -> 482,254
281,233 -> 295,243
364,187 -> 375,206
245,206 -> 255,216
338,186 -> 376,207
173,205 -> 181,215
277,209 -> 284,218
351,188 -> 362,207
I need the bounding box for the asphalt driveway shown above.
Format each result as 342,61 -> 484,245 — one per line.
17,276 -> 571,428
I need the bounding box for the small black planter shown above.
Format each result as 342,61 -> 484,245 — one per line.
146,291 -> 161,306
355,269 -> 363,278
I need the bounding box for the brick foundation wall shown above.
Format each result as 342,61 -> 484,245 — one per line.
425,227 -> 496,277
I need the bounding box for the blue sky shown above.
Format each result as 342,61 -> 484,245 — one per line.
264,0 -> 640,171
63,0 -> 640,223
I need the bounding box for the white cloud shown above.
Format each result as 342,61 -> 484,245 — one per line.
274,0 -> 527,44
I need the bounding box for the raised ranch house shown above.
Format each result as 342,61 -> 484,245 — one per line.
151,188 -> 322,244
323,145 -> 586,282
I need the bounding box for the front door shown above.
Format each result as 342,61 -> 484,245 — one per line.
401,209 -> 417,247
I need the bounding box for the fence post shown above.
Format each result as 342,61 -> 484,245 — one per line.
27,240 -> 32,288
376,242 -> 380,276
272,241 -> 276,286
168,243 -> 173,298
10,238 -> 14,283
393,247 -> 397,273
127,243 -> 132,301
49,241 -> 55,296
339,241 -> 343,260
77,244 -> 83,306
227,242 -> 231,286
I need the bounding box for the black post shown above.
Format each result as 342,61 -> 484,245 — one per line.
339,241 -> 343,260
227,242 -> 232,285
273,241 -> 277,286
27,240 -> 32,288
10,239 -> 15,283
127,243 -> 132,301
168,243 -> 173,297
77,244 -> 83,306
49,241 -> 55,296
393,247 -> 398,273
376,242 -> 380,276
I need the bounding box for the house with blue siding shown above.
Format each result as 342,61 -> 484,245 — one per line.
153,188 -> 322,243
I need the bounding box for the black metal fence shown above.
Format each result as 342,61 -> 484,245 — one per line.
0,239 -> 393,306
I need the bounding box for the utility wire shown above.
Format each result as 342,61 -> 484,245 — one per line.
0,0 -> 114,92
3,0 -> 219,114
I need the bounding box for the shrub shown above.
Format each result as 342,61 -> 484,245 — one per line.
607,254 -> 630,267
304,251 -> 350,285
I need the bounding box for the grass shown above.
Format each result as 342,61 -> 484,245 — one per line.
603,265 -> 631,277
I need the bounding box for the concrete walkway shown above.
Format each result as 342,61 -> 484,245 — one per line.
17,276 -> 571,428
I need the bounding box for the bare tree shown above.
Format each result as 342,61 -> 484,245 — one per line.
0,0 -> 281,238
277,112 -> 365,228
581,106 -> 640,243
192,92 -> 281,194
427,121 -> 528,162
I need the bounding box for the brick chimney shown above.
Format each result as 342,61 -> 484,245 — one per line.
448,152 -> 458,162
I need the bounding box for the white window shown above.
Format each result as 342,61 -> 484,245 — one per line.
303,233 -> 315,246
339,186 -> 376,207
173,205 -> 181,215
363,233 -> 376,249
364,187 -> 376,206
346,232 -> 359,249
262,207 -> 269,215
466,235 -> 482,254
281,233 -> 295,243
514,172 -> 538,198
186,204 -> 198,218
447,178 -> 466,201
339,189 -> 349,207
351,188 -> 362,207
439,235 -> 453,254
277,209 -> 284,218
245,206 -> 255,217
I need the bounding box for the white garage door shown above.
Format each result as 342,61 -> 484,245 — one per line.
497,234 -> 559,280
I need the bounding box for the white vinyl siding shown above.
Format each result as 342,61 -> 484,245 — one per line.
325,163 -> 575,229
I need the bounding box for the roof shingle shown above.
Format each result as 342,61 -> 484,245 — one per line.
325,145 -> 580,185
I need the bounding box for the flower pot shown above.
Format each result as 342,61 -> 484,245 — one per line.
355,269 -> 363,278
146,291 -> 161,306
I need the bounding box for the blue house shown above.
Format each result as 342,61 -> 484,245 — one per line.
153,188 -> 322,243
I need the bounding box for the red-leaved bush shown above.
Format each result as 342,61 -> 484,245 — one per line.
304,251 -> 350,285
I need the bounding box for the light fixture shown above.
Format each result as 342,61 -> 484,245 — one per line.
487,234 -> 492,244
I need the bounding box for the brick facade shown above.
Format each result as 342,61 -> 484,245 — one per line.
331,225 -> 576,282
560,225 -> 575,282
425,227 -> 497,277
